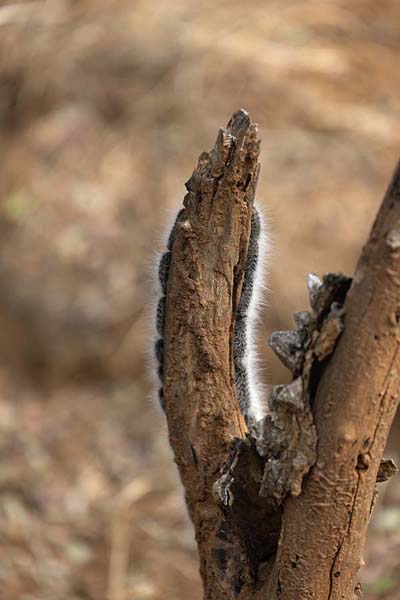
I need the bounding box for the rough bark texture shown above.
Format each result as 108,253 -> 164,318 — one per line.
162,110 -> 400,600
266,162 -> 400,600
163,110 -> 260,598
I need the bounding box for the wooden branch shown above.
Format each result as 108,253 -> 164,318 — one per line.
163,110 -> 261,598
267,162 -> 400,599
162,108 -> 400,600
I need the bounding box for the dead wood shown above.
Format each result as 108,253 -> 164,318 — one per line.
163,109 -> 261,598
162,110 -> 400,600
265,162 -> 400,600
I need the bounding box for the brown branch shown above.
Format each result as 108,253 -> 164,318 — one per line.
162,109 -> 400,600
266,162 -> 400,599
163,110 -> 261,598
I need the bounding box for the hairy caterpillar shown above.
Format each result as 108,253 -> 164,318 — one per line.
154,205 -> 267,423
153,208 -> 185,411
234,207 -> 267,422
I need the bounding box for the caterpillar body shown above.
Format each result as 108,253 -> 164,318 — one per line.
154,205 -> 267,423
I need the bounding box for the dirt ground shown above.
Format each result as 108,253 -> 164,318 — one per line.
0,1 -> 399,598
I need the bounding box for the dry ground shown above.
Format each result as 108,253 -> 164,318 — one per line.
0,1 -> 399,598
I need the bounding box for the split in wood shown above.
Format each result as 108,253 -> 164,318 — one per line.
216,272 -> 352,513
162,108 -> 400,599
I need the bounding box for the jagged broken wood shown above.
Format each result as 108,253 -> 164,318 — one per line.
163,110 -> 259,598
162,110 -> 400,600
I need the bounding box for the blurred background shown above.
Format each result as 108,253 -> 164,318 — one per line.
0,1 -> 399,598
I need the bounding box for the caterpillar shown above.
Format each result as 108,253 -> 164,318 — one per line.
153,208 -> 185,411
153,205 -> 267,423
234,207 -> 267,422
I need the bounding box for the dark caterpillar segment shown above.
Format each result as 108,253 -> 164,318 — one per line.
235,366 -> 251,414
236,208 -> 261,319
158,251 -> 172,295
154,208 -> 186,410
233,316 -> 246,368
158,387 -> 166,411
234,206 -> 261,419
156,296 -> 166,337
154,338 -> 164,363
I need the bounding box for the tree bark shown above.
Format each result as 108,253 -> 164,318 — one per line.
163,110 -> 260,598
267,162 -> 400,600
162,110 -> 400,600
